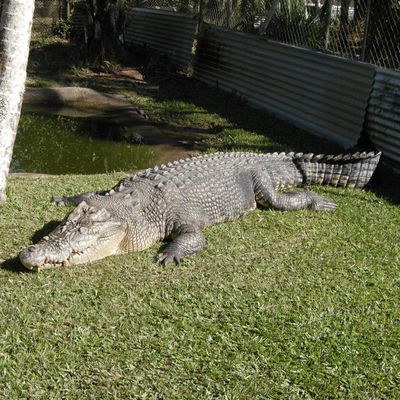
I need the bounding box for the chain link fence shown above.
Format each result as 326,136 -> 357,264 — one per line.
32,0 -> 64,31
1,0 -> 397,69
139,0 -> 400,70
138,0 -> 198,12
0,0 -> 65,38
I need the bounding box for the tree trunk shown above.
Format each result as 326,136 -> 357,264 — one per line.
340,0 -> 350,28
0,0 -> 35,205
310,0 -> 320,17
84,0 -> 125,66
353,0 -> 366,22
320,0 -> 333,49
258,0 -> 280,36
340,0 -> 351,47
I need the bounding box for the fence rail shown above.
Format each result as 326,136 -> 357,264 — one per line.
125,7 -> 197,68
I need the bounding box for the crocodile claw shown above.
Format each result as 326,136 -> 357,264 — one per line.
52,196 -> 66,206
156,251 -> 181,265
311,196 -> 337,211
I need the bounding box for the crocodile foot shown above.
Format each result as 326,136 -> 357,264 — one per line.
310,195 -> 337,211
52,196 -> 66,206
156,251 -> 181,265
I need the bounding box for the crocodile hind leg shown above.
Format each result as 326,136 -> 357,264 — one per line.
52,192 -> 95,206
52,177 -> 128,206
157,224 -> 205,265
253,173 -> 336,211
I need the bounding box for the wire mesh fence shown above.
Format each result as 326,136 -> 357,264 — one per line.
139,0 -> 400,70
0,0 -> 64,38
1,0 -> 397,69
139,0 -> 198,13
32,0 -> 64,30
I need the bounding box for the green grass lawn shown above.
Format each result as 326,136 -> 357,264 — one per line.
2,41 -> 399,397
1,172 -> 399,399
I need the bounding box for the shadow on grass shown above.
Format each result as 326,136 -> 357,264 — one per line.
369,165 -> 400,205
1,221 -> 62,273
29,41 -> 84,75
31,220 -> 61,244
1,258 -> 31,273
148,75 -> 345,155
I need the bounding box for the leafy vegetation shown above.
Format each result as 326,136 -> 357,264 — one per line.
52,17 -> 72,39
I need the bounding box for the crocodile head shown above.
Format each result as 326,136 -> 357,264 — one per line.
20,200 -> 128,271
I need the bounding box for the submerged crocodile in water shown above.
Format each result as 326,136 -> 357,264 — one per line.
20,151 -> 381,271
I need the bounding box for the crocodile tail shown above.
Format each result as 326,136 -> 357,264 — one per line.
292,151 -> 382,188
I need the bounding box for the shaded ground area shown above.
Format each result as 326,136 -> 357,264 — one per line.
24,86 -> 147,116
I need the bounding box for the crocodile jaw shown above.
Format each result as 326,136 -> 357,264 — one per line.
19,231 -> 124,271
19,202 -> 127,271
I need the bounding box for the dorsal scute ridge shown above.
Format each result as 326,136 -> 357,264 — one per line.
115,150 -> 380,188
293,151 -> 381,164
138,151 -> 294,178
131,151 -> 300,186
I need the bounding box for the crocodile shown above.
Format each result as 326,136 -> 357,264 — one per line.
19,151 -> 381,271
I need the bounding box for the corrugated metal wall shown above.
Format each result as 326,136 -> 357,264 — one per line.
125,7 -> 197,68
365,68 -> 400,167
195,25 -> 376,148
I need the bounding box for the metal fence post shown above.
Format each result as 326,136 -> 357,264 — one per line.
198,0 -> 205,32
258,0 -> 280,36
67,0 -> 71,18
226,0 -> 232,29
323,0 -> 333,49
360,0 -> 372,62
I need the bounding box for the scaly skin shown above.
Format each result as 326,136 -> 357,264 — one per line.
19,151 -> 381,271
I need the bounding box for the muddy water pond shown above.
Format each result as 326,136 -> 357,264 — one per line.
12,89 -> 205,175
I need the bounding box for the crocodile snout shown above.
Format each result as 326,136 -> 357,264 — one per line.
19,243 -> 72,271
19,244 -> 47,271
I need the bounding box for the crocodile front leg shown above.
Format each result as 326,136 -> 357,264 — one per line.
157,224 -> 205,265
52,177 -> 129,206
53,192 -> 94,206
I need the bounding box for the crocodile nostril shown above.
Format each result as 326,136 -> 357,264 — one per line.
28,246 -> 37,252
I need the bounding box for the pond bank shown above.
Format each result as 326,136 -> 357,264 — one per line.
23,86 -> 148,120
14,86 -> 208,174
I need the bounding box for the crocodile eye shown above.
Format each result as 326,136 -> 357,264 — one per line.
124,190 -> 140,206
90,208 -> 111,222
